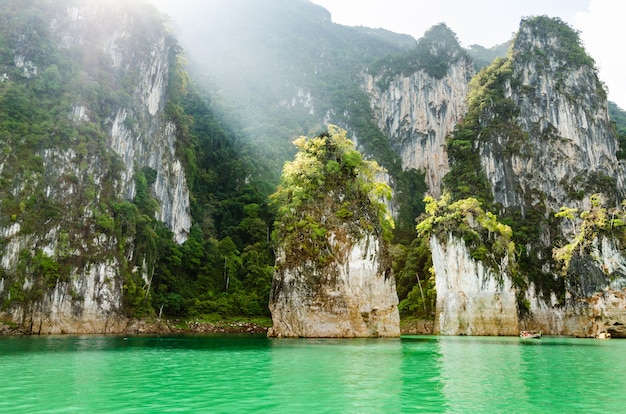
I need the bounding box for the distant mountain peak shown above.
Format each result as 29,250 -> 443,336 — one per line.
420,23 -> 462,48
513,15 -> 596,71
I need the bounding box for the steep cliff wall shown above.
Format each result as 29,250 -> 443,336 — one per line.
0,0 -> 191,333
432,232 -> 626,337
477,18 -> 626,334
362,25 -> 475,197
363,59 -> 473,197
435,17 -> 626,337
269,233 -> 400,337
56,1 -> 192,242
417,196 -> 519,336
522,235 -> 626,337
431,234 -> 518,336
479,19 -> 623,216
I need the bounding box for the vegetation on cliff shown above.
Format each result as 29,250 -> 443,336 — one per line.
271,125 -> 393,269
554,194 -> 626,274
369,23 -> 471,89
416,195 -> 515,271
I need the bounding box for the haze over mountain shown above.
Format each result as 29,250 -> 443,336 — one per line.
152,0 -> 626,110
311,0 -> 626,110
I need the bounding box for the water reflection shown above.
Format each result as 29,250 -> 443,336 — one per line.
518,337 -> 626,411
2,334 -> 626,412
437,336 -> 531,412
269,338 -> 403,412
400,336 -> 446,412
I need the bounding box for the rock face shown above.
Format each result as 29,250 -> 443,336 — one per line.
362,25 -> 474,196
267,127 -> 400,338
68,2 -> 192,243
434,17 -> 626,336
0,0 -> 191,333
268,233 -> 400,338
482,18 -> 626,336
550,237 -> 626,337
431,234 -> 518,336
479,20 -> 623,216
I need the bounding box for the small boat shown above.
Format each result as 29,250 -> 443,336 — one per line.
596,331 -> 611,339
520,330 -> 542,339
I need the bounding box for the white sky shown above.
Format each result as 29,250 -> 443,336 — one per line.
310,0 -> 626,109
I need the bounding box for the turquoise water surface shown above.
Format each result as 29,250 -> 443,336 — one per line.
0,334 -> 623,413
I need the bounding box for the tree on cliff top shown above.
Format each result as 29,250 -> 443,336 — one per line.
270,125 -> 394,267
416,194 -> 515,274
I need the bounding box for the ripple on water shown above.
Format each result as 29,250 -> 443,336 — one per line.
1,335 -> 625,413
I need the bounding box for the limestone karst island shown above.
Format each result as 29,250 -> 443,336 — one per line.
1,0 -> 626,340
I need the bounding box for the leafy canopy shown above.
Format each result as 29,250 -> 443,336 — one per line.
553,194 -> 626,274
271,125 -> 393,265
416,194 -> 515,270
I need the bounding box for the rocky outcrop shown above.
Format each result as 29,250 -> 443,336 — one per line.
267,127 -> 400,338
432,233 -> 626,337
268,233 -> 400,338
431,234 -> 518,336
432,17 -> 626,337
64,2 -> 192,243
481,18 -> 626,335
0,147 -> 127,333
5,262 -> 127,335
362,26 -> 474,197
563,237 -> 626,337
479,18 -> 623,217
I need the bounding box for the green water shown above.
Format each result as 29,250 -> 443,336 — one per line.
0,335 -> 623,413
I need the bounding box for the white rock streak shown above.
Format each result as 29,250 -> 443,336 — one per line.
269,233 -> 400,338
363,58 -> 474,196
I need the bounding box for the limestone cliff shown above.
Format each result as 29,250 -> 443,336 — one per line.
268,127 -> 400,337
59,1 -> 192,243
431,234 -> 518,336
362,24 -> 474,196
436,16 -> 626,336
269,233 -> 400,337
479,17 -> 623,215
417,196 -> 518,336
0,0 -> 191,333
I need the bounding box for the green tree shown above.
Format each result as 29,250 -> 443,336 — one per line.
218,236 -> 243,291
271,125 -> 394,267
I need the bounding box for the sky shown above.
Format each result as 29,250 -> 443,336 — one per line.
309,0 -> 626,109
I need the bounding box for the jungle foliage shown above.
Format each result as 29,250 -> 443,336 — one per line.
270,126 -> 393,268
467,41 -> 511,71
0,0 -> 275,320
553,194 -> 626,274
149,84 -> 276,319
416,195 -> 515,271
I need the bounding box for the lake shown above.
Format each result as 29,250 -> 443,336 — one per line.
0,334 -> 623,413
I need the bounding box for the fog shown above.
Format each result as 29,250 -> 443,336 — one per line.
150,0 -> 626,110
